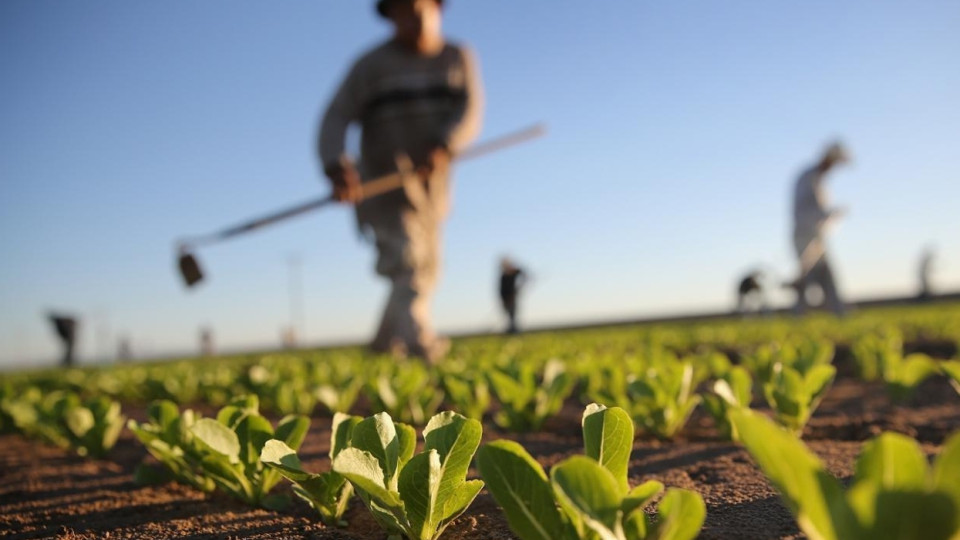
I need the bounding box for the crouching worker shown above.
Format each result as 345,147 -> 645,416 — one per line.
319,0 -> 483,363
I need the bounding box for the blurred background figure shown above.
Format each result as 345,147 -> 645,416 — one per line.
736,270 -> 767,315
199,327 -> 215,357
499,257 -> 527,334
319,0 -> 483,363
918,246 -> 936,301
47,313 -> 78,367
117,336 -> 132,362
788,142 -> 850,317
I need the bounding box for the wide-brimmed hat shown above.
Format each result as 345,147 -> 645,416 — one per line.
377,0 -> 444,18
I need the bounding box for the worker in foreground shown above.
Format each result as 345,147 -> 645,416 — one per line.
789,142 -> 850,316
319,0 -> 483,362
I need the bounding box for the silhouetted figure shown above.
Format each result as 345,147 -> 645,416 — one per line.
48,314 -> 78,367
789,142 -> 850,317
117,337 -> 132,362
499,258 -> 527,334
200,327 -> 215,356
736,271 -> 766,314
319,0 -> 483,363
919,247 -> 935,300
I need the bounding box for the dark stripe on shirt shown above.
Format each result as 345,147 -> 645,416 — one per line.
363,85 -> 466,119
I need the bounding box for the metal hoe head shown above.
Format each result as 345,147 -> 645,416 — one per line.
177,245 -> 204,287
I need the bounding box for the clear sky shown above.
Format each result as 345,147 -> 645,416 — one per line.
2,1 -> 959,367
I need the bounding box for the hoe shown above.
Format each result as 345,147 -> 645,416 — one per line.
176,124 -> 545,287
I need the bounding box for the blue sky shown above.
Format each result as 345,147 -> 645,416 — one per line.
2,1 -> 958,367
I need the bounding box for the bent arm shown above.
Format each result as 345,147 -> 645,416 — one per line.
318,64 -> 364,174
440,47 -> 484,154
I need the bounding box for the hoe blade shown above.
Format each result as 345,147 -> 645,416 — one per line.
178,250 -> 204,287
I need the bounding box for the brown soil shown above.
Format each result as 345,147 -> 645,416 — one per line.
2,371 -> 959,539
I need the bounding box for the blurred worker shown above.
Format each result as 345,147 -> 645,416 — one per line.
319,0 -> 483,363
200,327 -> 215,356
499,258 -> 527,334
918,246 -> 936,300
736,270 -> 767,315
48,313 -> 78,367
789,142 -> 850,316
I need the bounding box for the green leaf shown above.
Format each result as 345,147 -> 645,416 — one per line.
730,409 -> 855,540
332,447 -> 402,508
65,407 -> 95,438
275,414 -> 310,451
650,488 -> 706,540
192,418 -> 241,463
437,479 -> 484,532
854,432 -> 929,492
351,413 -> 401,485
398,450 -> 442,540
622,480 -> 664,516
942,361 -> 960,394
899,354 -> 939,388
235,413 -> 274,468
932,432 -> 960,506
260,439 -> 311,482
855,489 -> 959,540
476,440 -> 568,540
423,412 -> 483,524
331,412 -> 362,459
396,421 -> 417,469
582,403 -> 634,495
550,456 -> 622,539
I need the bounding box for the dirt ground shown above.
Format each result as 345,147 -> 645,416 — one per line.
2,359 -> 959,539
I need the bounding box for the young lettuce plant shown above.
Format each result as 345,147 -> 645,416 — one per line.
260,412 -> 362,526
879,352 -> 940,403
477,403 -> 706,540
12,390 -> 125,458
702,366 -> 753,441
489,359 -> 575,431
731,408 -> 960,540
189,395 -> 310,508
367,363 -> 446,425
762,362 -> 835,434
441,373 -> 490,421
332,411 -> 484,540
851,329 -> 902,382
127,400 -> 217,492
627,361 -> 702,439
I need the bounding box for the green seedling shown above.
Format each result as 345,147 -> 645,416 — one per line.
189,395 -> 310,508
627,361 -> 702,439
732,408 -> 960,540
944,360 -> 960,396
261,412 -> 362,526
332,411 -> 484,540
702,366 -> 753,441
762,362 -> 835,434
128,400 -> 217,492
489,359 -> 574,431
477,403 -> 705,540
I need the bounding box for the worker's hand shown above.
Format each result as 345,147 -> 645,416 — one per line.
417,146 -> 451,180
325,162 -> 363,203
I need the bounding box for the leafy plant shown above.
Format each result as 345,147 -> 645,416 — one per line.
189,395 -> 310,508
762,362 -> 835,434
260,412 -> 362,526
627,361 -> 702,439
332,411 -> 484,540
7,390 -> 124,458
702,366 -> 753,441
128,400 -> 217,492
477,403 -> 705,540
851,329 -> 903,381
880,352 -> 940,403
367,362 -> 446,425
489,359 -> 575,431
731,408 -> 960,540
441,373 -> 490,421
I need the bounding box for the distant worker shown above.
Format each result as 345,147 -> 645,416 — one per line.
736,270 -> 767,314
499,258 -> 527,334
319,0 -> 483,363
117,337 -> 132,362
918,247 -> 936,300
789,142 -> 850,316
200,327 -> 215,356
47,313 -> 78,367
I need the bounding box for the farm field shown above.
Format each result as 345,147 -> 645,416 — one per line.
2,303 -> 960,539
